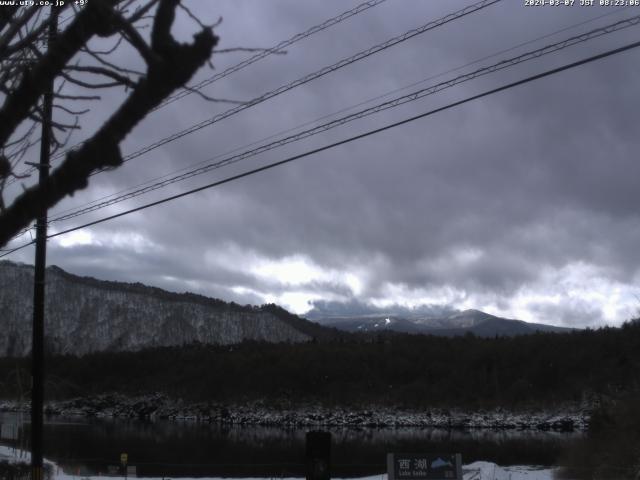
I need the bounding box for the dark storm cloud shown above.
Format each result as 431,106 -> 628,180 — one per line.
7,0 -> 640,325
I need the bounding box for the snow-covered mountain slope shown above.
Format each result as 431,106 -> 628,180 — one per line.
314,308 -> 573,337
0,261 -> 314,356
322,315 -> 427,333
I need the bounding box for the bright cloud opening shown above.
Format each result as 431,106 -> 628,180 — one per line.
57,230 -> 97,248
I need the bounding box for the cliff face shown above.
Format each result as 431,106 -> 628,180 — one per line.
0,261 -> 310,356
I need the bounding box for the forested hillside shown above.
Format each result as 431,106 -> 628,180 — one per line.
1,320 -> 638,408
0,261 -> 337,355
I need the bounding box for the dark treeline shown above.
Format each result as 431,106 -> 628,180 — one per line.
1,320 -> 639,408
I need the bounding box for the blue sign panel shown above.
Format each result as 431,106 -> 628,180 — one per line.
387,453 -> 462,480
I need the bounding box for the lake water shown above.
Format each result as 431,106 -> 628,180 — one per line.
0,412 -> 579,477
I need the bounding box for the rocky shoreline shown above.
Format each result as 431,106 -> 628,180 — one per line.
0,393 -> 592,431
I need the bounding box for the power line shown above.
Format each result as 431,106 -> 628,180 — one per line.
43,4 -> 632,223
43,14 -> 640,226
112,0 -> 501,167
2,9 -> 87,181
6,9 -> 637,244
3,36 -> 639,258
45,0 -> 500,177
8,0 -> 389,183
157,0 -> 388,109
2,0 -> 502,243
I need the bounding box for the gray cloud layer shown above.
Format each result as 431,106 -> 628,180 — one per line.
7,0 -> 640,326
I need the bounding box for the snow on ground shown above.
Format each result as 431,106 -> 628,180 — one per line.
2,446 -> 555,480
51,467 -> 556,480
463,461 -> 555,479
0,444 -> 32,463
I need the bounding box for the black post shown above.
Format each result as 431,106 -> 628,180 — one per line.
305,431 -> 331,480
31,8 -> 57,480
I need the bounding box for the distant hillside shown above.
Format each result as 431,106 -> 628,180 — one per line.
0,261 -> 339,356
313,307 -> 573,337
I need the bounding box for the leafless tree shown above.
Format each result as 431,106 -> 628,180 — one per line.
0,0 -> 219,247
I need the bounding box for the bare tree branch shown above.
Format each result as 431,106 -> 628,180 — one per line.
0,0 -> 218,246
4,123 -> 37,150
51,116 -> 79,156
126,0 -> 160,24
53,104 -> 90,116
178,3 -> 214,31
55,93 -> 102,101
0,6 -> 19,33
85,34 -> 124,55
0,0 -> 124,147
81,44 -> 144,76
116,15 -> 160,65
1,19 -> 48,59
63,65 -> 137,88
0,6 -> 38,59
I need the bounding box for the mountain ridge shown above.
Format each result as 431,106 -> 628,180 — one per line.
0,261 -> 334,356
313,306 -> 573,337
0,261 -> 573,357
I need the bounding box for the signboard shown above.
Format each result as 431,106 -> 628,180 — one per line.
387,453 -> 462,480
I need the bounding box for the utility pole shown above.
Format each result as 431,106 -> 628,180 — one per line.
31,7 -> 57,480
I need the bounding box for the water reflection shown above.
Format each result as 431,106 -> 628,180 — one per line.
0,412 -> 579,478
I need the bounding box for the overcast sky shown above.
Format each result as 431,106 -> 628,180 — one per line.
5,0 -> 640,327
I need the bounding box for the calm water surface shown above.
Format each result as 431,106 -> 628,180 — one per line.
0,412 -> 579,477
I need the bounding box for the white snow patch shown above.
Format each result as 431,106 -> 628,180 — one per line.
0,444 -> 55,468
463,461 -> 555,479
2,446 -> 555,480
